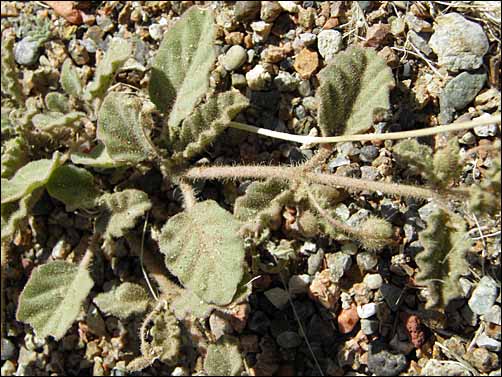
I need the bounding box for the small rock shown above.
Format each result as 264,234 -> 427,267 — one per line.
221,45 -> 247,71
361,319 -> 379,335
209,313 -> 233,340
298,79 -> 312,96
482,305 -> 502,325
265,287 -> 290,310
368,342 -> 408,376
360,166 -> 381,181
407,30 -> 432,56
300,241 -> 317,255
261,1 -> 283,22
364,274 -> 383,290
328,155 -> 351,171
390,17 -> 406,36
359,145 -> 379,162
251,21 -> 272,43
276,331 -> 302,348
401,313 -> 426,348
357,303 -> 377,318
307,249 -> 324,275
440,72 -> 487,118
235,1 -> 261,22
364,23 -> 391,47
299,32 -> 317,47
14,37 -> 40,66
294,48 -> 319,79
261,45 -> 289,63
68,39 -> 89,65
1,338 -> 17,361
278,1 -> 299,13
317,29 -> 343,61
246,64 -> 271,90
468,276 -> 499,315
327,252 -> 352,282
298,7 -> 316,28
171,367 -> 189,376
274,71 -> 299,92
334,204 -> 351,221
473,113 -> 499,137
465,347 -> 499,373
357,251 -> 378,271
422,359 -> 473,376
338,304 -> 360,334
289,274 -> 311,295
308,269 -> 339,309
1,361 -> 16,376
231,73 -> 247,89
380,284 -> 402,312
148,23 -> 164,40
460,131 -> 476,145
418,201 -> 440,222
476,333 -> 501,352
429,12 -> 489,72
404,13 -> 432,32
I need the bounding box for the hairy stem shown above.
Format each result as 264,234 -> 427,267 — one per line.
228,114 -> 501,144
178,180 -> 197,210
1,241 -> 8,339
183,165 -> 466,201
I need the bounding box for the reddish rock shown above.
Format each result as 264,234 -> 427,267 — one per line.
293,48 -> 319,79
323,17 -> 340,29
338,304 -> 360,334
364,23 -> 391,47
401,313 -> 426,348
228,303 -> 250,333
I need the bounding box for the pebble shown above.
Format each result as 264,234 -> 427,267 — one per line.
357,303 -> 377,318
299,32 -> 317,47
289,274 -> 311,295
1,338 -> 17,361
359,145 -> 379,162
261,1 -> 283,22
171,367 -> 190,376
440,72 -> 487,117
274,71 -> 299,92
221,45 -> 247,71
422,359 -> 472,376
14,37 -> 40,66
468,276 -> 499,315
294,48 -> 319,79
465,347 -> 499,373
264,287 -> 290,310
418,201 -> 440,222
328,156 -> 350,172
68,39 -> 90,65
482,305 -> 502,325
209,313 -> 233,340
380,284 -> 402,312
148,23 -> 164,40
460,131 -> 476,145
356,251 -> 378,271
1,361 -> 16,376
307,248 -> 324,275
476,333 -> 501,352
278,1 -> 299,13
234,1 -> 261,22
364,23 -> 391,47
390,17 -> 406,36
276,331 -> 302,348
251,21 -> 272,43
337,304 -> 360,334
364,274 -> 383,290
298,7 -> 316,28
246,64 -> 271,90
407,30 -> 432,56
473,113 -> 499,137
298,79 -> 312,96
334,204 -> 350,221
429,12 -> 489,71
231,73 -> 247,89
300,241 -> 317,255
327,252 -> 352,282
317,30 -> 343,61
404,13 -> 432,32
360,166 -> 381,181
361,319 -> 379,335
367,342 -> 408,376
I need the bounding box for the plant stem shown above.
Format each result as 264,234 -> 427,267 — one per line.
1,241 -> 8,339
228,114 -> 501,144
184,165 -> 466,201
178,180 -> 197,210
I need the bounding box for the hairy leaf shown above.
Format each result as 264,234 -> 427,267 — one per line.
16,260 -> 94,340
168,91 -> 249,165
1,189 -> 43,243
393,139 -> 435,180
149,7 -> 216,129
171,288 -> 215,320
32,111 -> 85,131
70,143 -> 125,168
46,165 -> 101,211
469,155 -> 501,217
60,58 -> 82,97
317,47 -> 394,136
433,137 -> 461,188
1,152 -> 62,204
97,93 -> 157,163
1,136 -> 30,179
1,34 -> 23,105
159,200 -> 245,306
93,282 -> 150,319
96,189 -> 152,239
415,209 -> 471,309
84,38 -> 132,100
204,336 -> 243,376
45,92 -> 70,113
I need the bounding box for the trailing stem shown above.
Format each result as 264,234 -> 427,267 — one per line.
1,241 -> 9,339
178,180 -> 197,210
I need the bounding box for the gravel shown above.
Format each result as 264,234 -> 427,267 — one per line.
317,29 -> 343,61
468,276 -> 499,315
368,342 -> 408,376
14,37 -> 40,65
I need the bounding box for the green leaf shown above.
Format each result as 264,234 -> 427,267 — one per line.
159,200 -> 245,306
171,288 -> 215,320
149,7 -> 216,129
432,137 -> 461,188
93,282 -> 150,319
415,209 -> 471,309
1,136 -> 30,179
32,111 -> 85,131
46,165 -> 101,211
204,336 -> 243,376
168,91 -> 249,165
96,189 -> 152,239
70,143 -> 125,168
60,58 -> 82,97
317,47 -> 394,136
468,154 -> 501,217
1,189 -> 43,243
97,93 -> 157,163
393,139 -> 434,180
84,38 -> 132,100
45,92 -> 70,113
16,260 -> 94,340
1,152 -> 62,204
1,34 -> 23,105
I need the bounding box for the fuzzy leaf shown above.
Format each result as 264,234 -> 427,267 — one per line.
1,189 -> 43,243
16,260 -> 94,340
60,58 -> 82,97
32,111 -> 85,131
393,139 -> 435,180
171,288 -> 215,320
84,38 -> 132,100
96,189 -> 152,239
169,91 -> 249,164
46,165 -> 101,211
45,92 -> 70,113
234,178 -> 293,232
432,137 -> 461,188
1,136 -> 30,179
1,152 -> 62,204
317,47 -> 394,136
70,143 -> 124,168
97,93 -> 157,163
415,209 -> 471,309
93,282 -> 150,319
204,336 -> 243,376
469,155 -> 501,217
1,34 -> 23,104
149,7 -> 216,129
159,200 -> 245,306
